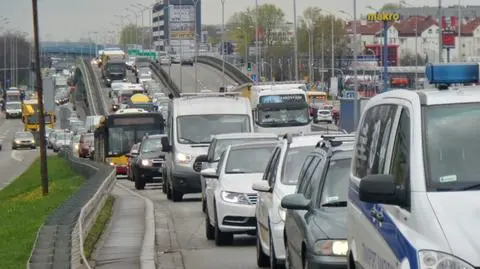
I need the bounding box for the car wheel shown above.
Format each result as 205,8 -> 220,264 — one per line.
214,207 -> 233,246
205,212 -> 215,240
166,182 -> 172,200
285,241 -> 291,269
201,195 -> 207,213
135,176 -> 145,190
269,228 -> 284,269
256,224 -> 270,267
171,186 -> 183,202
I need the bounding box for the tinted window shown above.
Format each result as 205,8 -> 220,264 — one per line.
225,146 -> 275,174
297,156 -> 320,194
177,115 -> 250,144
355,104 -> 397,178
317,158 -> 351,206
141,138 -> 162,153
281,146 -> 313,185
423,104 -> 480,190
214,138 -> 277,161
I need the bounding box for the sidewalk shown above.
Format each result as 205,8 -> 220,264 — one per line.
92,185 -> 146,269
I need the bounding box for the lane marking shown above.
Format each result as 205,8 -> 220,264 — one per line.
11,150 -> 23,162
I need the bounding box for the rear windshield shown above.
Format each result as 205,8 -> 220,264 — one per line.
225,146 -> 275,174
214,138 -> 277,161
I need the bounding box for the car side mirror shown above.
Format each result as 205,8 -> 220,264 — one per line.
359,174 -> 406,206
201,168 -> 218,179
196,154 -> 207,163
281,194 -> 310,210
161,136 -> 171,152
252,181 -> 272,193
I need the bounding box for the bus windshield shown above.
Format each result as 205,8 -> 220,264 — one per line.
108,125 -> 164,155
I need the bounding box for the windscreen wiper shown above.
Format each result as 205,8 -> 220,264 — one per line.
321,201 -> 347,207
179,137 -> 199,144
461,183 -> 480,190
227,171 -> 248,174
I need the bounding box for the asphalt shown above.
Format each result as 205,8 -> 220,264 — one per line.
165,63 -> 236,93
119,180 -> 258,269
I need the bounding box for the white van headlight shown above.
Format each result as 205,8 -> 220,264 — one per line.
419,250 -> 474,269
313,240 -> 348,256
175,152 -> 193,164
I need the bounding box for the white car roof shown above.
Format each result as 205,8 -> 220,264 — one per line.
115,108 -> 148,114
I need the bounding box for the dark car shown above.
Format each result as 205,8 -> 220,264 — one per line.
180,57 -> 194,66
12,131 -> 36,149
79,132 -> 94,158
282,134 -> 355,269
129,134 -> 166,190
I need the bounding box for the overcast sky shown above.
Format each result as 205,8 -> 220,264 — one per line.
0,0 -> 476,41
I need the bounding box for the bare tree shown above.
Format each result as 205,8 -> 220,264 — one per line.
0,33 -> 32,88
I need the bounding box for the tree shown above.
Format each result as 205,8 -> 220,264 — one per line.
380,3 -> 400,11
226,4 -> 285,57
202,25 -> 221,44
297,8 -> 350,75
0,33 -> 32,88
400,52 -> 426,66
119,24 -> 145,48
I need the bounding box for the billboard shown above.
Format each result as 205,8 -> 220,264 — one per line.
169,5 -> 195,41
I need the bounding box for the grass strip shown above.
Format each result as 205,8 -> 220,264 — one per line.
83,195 -> 115,259
0,156 -> 85,269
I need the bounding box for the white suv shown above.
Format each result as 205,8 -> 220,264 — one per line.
253,132 -> 339,268
316,109 -> 332,123
202,142 -> 277,246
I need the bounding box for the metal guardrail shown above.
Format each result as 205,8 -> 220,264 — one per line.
77,60 -> 96,116
196,55 -> 253,85
150,61 -> 181,97
27,151 -> 115,269
79,58 -> 109,115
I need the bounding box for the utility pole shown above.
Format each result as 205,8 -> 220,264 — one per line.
255,0 -> 259,84
293,0 -> 299,81
194,0 -> 200,93
221,0 -> 226,87
32,0 -> 49,195
352,0 -> 359,130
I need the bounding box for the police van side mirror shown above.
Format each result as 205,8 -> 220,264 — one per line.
359,174 -> 406,206
161,136 -> 171,152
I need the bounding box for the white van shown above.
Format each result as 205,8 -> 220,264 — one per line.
161,92 -> 254,202
84,115 -> 103,132
348,63 -> 480,269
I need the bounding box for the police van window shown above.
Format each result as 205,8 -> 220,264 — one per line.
424,103 -> 480,190
389,109 -> 410,190
297,156 -> 318,194
355,104 -> 398,178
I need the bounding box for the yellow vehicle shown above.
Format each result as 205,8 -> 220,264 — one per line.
94,112 -> 165,176
22,98 -> 55,132
306,91 -> 327,105
126,93 -> 155,112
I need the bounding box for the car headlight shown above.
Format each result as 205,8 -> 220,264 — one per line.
109,162 -> 115,166
175,152 -> 193,164
313,240 -> 348,256
74,144 -> 79,150
141,159 -> 152,166
419,250 -> 475,269
14,139 -> 20,144
278,206 -> 286,222
221,191 -> 249,204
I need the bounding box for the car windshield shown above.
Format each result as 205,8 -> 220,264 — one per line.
6,103 -> 20,109
316,158 -> 351,207
424,104 -> 480,190
141,138 -> 163,153
225,146 -> 275,174
27,115 -> 53,124
107,64 -> 125,72
16,132 -> 33,139
318,110 -> 331,115
258,108 -> 309,126
177,114 -> 250,144
57,132 -> 72,141
282,146 -> 314,185
213,138 -> 277,161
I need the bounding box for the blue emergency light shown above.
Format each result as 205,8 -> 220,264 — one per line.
425,63 -> 480,84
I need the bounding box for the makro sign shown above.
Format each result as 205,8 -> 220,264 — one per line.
367,13 -> 400,21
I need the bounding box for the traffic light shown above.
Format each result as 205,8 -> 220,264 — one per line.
247,63 -> 252,72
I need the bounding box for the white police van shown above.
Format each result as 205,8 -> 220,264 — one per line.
348,63 -> 480,269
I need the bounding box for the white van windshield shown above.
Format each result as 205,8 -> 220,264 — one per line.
177,114 -> 250,144
424,104 -> 480,190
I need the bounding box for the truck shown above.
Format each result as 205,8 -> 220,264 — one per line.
126,93 -> 155,112
22,98 -> 55,132
229,82 -> 311,135
99,49 -> 125,68
102,59 -> 127,87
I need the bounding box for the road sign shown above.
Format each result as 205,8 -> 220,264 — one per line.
251,74 -> 257,82
343,90 -> 357,99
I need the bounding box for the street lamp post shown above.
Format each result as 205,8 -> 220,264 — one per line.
293,0 -> 299,81
221,0 -> 226,87
193,0 -> 200,93
255,0 -> 259,84
2,19 -> 9,88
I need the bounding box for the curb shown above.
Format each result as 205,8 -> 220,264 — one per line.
116,183 -> 156,269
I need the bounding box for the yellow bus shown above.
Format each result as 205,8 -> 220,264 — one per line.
22,99 -> 55,132
306,91 -> 327,105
